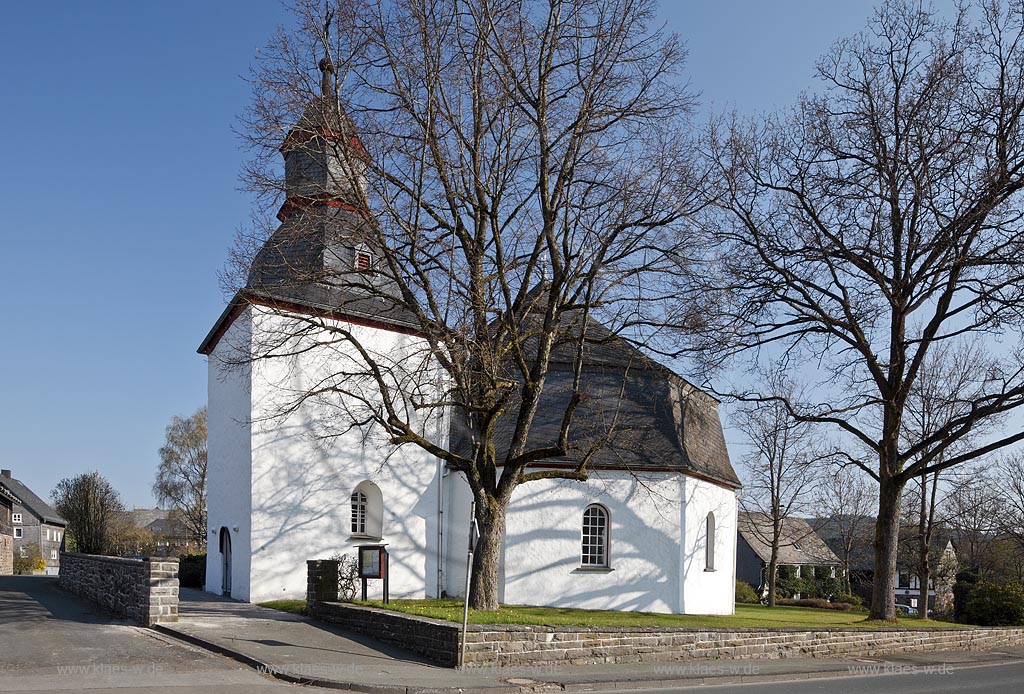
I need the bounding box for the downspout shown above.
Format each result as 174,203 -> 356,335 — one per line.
679,474 -> 687,614
731,489 -> 739,615
435,405 -> 447,597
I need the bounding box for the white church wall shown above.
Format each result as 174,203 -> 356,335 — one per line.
205,310 -> 254,599
244,309 -> 446,603
680,474 -> 738,615
443,469 -> 738,615
498,470 -> 685,613
501,471 -> 685,613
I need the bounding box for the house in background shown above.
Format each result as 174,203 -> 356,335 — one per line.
0,485 -> 16,575
895,535 -> 958,613
736,513 -> 842,598
809,514 -> 876,603
0,469 -> 66,575
127,508 -> 194,555
812,516 -> 959,612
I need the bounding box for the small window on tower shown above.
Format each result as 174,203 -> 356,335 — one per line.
355,251 -> 372,272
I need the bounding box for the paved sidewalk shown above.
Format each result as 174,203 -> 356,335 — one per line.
157,589 -> 1024,694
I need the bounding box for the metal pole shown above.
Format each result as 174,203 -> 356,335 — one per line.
459,501 -> 476,669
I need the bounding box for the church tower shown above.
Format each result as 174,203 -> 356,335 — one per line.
199,54 -> 440,603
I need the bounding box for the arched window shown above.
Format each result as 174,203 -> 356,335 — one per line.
705,512 -> 716,571
350,481 -> 384,539
351,490 -> 368,535
581,504 -> 610,567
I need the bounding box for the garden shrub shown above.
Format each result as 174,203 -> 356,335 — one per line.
13,543 -> 42,575
960,581 -> 1024,626
736,580 -> 760,604
834,593 -> 862,608
329,553 -> 361,600
777,597 -> 856,611
952,569 -> 980,622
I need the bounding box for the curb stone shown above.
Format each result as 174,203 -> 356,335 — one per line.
151,623 -> 1024,694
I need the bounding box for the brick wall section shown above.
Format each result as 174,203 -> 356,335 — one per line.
0,533 -> 12,575
58,552 -> 179,626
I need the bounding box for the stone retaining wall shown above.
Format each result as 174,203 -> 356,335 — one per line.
458,623 -> 1024,667
305,560 -> 1024,669
307,560 -> 460,666
58,552 -> 179,625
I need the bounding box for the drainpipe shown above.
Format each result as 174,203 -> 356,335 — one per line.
679,475 -> 687,614
731,490 -> 739,615
435,408 -> 447,597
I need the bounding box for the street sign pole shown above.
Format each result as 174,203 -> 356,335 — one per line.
459,501 -> 478,669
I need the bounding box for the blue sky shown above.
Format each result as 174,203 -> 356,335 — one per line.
0,1 -> 927,508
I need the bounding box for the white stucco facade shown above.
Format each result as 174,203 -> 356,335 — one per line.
205,306 -> 738,613
205,307 -> 445,603
443,469 -> 737,615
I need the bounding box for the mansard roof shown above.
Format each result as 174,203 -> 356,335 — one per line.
450,308 -> 741,488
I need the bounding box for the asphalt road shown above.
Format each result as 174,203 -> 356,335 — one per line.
0,575 -> 336,694
600,661 -> 1024,694
3,575 -> 1023,693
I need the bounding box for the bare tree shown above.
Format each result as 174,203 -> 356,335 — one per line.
943,467 -> 1005,575
691,0 -> 1024,620
734,370 -> 819,606
228,0 -> 701,609
900,342 -> 992,614
51,472 -> 125,556
153,407 -> 208,546
813,468 -> 875,596
997,454 -> 1024,557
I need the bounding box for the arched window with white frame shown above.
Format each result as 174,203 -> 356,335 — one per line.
705,512 -> 716,571
350,490 -> 367,535
581,504 -> 610,567
350,481 -> 384,539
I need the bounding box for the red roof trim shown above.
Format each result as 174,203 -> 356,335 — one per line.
276,196 -> 371,222
198,291 -> 422,355
280,127 -> 369,160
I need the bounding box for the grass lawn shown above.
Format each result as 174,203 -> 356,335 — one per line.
258,600 -> 307,616
348,599 -> 961,629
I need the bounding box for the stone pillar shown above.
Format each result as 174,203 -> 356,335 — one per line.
307,559 -> 341,604
0,533 -> 12,575
146,558 -> 180,625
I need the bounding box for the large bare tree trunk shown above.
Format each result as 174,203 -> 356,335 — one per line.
469,500 -> 507,611
767,547 -> 779,608
870,477 -> 904,621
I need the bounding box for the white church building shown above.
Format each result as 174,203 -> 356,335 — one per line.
199,62 -> 741,616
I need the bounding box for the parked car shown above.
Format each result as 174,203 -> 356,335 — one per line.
895,603 -> 918,616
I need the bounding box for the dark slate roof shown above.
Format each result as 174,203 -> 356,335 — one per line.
129,508 -> 188,536
451,308 -> 740,487
0,485 -> 17,506
808,515 -> 876,571
129,508 -> 169,528
809,516 -> 959,572
738,513 -> 840,565
0,474 -> 65,526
